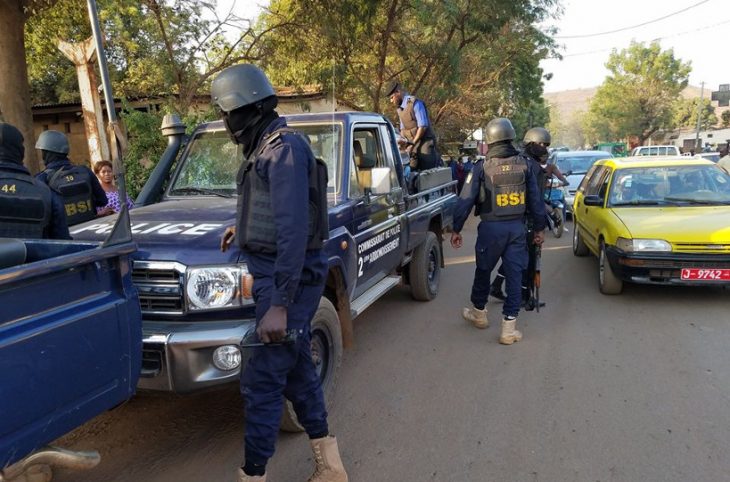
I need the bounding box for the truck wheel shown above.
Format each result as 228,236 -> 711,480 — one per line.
280,297 -> 343,432
598,241 -> 623,295
409,231 -> 441,301
572,221 -> 589,256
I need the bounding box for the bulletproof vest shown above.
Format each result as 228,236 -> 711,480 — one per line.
236,128 -> 329,254
0,170 -> 52,238
46,165 -> 96,225
478,155 -> 528,222
397,97 -> 436,142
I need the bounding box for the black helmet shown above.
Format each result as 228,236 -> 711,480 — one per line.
35,130 -> 69,154
485,118 -> 516,144
385,81 -> 401,97
0,123 -> 25,164
211,64 -> 276,113
524,127 -> 551,145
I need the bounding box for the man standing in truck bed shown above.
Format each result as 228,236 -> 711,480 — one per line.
213,64 -> 348,482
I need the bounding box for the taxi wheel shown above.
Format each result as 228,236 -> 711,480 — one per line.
280,297 -> 343,432
572,221 -> 589,256
599,241 -> 623,295
409,231 -> 441,301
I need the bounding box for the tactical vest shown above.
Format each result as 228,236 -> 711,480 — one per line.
236,128 -> 329,254
0,170 -> 52,238
46,165 -> 96,225
478,155 -> 529,222
397,97 -> 436,142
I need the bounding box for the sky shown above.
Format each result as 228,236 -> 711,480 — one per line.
217,0 -> 728,94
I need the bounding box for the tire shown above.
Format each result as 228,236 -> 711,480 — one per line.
572,220 -> 589,257
409,231 -> 441,301
598,241 -> 623,295
553,206 -> 564,238
280,297 -> 343,432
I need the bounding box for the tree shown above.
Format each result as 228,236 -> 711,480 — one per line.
0,0 -> 59,173
673,97 -> 717,130
721,110 -> 730,129
584,41 -> 691,145
257,0 -> 557,146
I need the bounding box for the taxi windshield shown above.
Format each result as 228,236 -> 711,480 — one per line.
169,124 -> 342,202
608,165 -> 730,207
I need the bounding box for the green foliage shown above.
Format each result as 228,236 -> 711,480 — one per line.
584,41 -> 691,145
721,110 -> 730,129
672,97 -> 717,130
120,106 -> 167,199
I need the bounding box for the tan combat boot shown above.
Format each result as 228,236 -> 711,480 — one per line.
308,435 -> 348,482
237,468 -> 266,482
499,317 -> 523,345
462,305 -> 488,329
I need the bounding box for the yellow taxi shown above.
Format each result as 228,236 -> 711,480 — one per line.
572,156 -> 730,294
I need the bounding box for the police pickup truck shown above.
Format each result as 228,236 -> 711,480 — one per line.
71,112 -> 455,427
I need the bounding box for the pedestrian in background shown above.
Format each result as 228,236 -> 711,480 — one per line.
93,160 -> 134,216
718,143 -> 730,174
0,123 -> 69,239
451,118 -> 545,345
386,81 -> 441,172
213,63 -> 347,482
35,130 -> 107,226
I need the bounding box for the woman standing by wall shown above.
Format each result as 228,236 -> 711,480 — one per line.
93,160 -> 134,216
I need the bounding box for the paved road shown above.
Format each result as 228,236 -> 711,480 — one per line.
55,218 -> 730,482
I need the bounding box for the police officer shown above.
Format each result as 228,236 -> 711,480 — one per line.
451,118 -> 546,345
490,126 -> 567,305
386,81 -> 441,172
0,123 -> 70,239
35,130 -> 107,226
213,64 -> 347,482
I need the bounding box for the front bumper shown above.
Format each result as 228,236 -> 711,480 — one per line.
605,247 -> 730,286
140,318 -> 257,392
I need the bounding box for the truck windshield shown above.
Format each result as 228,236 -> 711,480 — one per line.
169,125 -> 341,203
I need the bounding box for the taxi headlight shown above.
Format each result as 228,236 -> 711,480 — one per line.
616,237 -> 671,252
185,264 -> 254,311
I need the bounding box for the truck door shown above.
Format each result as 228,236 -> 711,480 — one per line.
349,124 -> 403,296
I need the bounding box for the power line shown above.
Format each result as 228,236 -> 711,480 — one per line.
555,0 -> 712,39
559,17 -> 730,57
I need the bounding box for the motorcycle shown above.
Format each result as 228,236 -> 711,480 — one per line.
544,177 -> 567,238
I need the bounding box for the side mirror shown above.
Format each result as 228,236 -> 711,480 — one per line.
370,167 -> 392,195
583,195 -> 604,207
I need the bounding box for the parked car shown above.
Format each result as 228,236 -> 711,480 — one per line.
549,150 -> 612,217
630,145 -> 681,156
572,156 -> 730,294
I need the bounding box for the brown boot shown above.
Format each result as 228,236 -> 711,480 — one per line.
237,468 -> 266,482
308,435 -> 348,482
462,305 -> 488,329
499,317 -> 523,345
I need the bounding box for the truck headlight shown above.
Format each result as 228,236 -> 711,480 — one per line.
185,264 -> 254,311
616,237 -> 671,252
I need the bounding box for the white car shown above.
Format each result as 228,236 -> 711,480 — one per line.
630,145 -> 681,156
549,150 -> 613,217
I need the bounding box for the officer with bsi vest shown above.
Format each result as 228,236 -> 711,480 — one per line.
0,122 -> 70,240
213,64 -> 348,482
450,118 -> 546,345
35,130 -> 107,226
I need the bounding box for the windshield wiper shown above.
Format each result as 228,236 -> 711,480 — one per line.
170,186 -> 233,198
664,196 -> 730,205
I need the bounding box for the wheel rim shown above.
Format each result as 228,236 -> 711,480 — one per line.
427,245 -> 440,291
310,327 -> 331,385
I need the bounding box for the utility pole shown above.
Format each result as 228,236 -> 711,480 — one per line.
694,81 -> 705,153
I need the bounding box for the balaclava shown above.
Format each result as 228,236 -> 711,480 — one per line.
0,123 -> 25,165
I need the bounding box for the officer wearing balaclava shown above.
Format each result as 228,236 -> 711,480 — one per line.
0,123 -> 70,239
212,64 -> 347,482
35,130 -> 107,226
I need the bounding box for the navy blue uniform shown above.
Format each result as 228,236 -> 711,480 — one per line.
241,117 -> 329,466
37,158 -> 108,209
453,145 -> 545,317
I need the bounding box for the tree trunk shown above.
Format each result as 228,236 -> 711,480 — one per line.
0,0 -> 40,173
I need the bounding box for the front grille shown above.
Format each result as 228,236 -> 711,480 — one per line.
132,261 -> 186,315
643,259 -> 730,269
672,243 -> 730,254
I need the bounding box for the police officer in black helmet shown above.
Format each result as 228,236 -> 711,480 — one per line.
0,123 -> 70,240
35,130 -> 107,226
213,64 -> 348,482
451,118 -> 546,345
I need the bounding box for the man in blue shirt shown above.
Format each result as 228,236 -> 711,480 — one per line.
451,118 -> 545,345
214,64 -> 347,482
385,81 -> 440,172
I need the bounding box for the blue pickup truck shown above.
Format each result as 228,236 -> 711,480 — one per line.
71,112 -> 456,428
0,232 -> 142,478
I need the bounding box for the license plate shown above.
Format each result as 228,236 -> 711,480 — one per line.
680,268 -> 730,281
